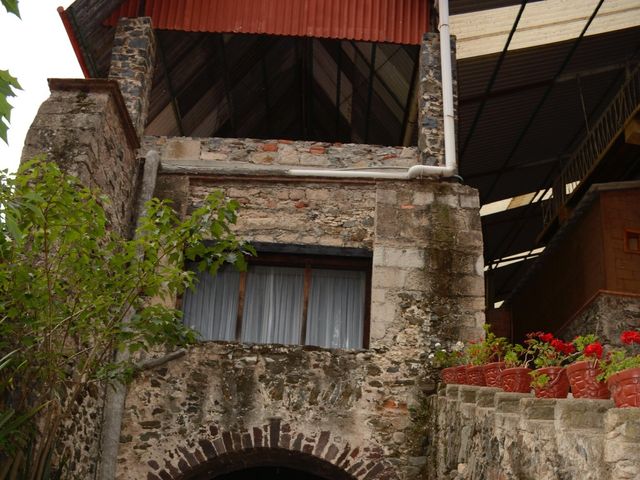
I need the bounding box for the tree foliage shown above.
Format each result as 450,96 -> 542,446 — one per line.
0,0 -> 22,144
0,158 -> 253,478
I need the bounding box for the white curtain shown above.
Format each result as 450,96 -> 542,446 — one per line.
241,266 -> 304,345
306,269 -> 365,349
182,266 -> 240,341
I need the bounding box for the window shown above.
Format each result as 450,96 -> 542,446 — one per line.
182,247 -> 371,349
625,229 -> 640,254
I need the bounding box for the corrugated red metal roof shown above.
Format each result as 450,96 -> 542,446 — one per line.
107,0 -> 429,45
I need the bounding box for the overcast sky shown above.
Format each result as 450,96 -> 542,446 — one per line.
0,1 -> 81,173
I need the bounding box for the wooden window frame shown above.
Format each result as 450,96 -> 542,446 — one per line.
183,244 -> 372,349
241,251 -> 372,349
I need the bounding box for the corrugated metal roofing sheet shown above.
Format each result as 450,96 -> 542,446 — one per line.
107,0 -> 429,44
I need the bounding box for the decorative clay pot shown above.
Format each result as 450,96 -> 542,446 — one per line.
500,367 -> 532,393
566,360 -> 610,399
484,361 -> 506,388
533,367 -> 570,399
441,367 -> 457,384
607,367 -> 640,408
467,365 -> 486,386
454,365 -> 468,384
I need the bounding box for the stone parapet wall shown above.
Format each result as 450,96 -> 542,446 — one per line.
142,136 -> 418,170
427,385 -> 640,480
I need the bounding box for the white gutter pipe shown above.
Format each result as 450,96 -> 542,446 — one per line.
287,0 -> 457,180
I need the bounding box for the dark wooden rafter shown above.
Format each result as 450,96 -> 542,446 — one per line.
364,43 -> 377,143
217,35 -> 238,137
156,34 -> 185,136
335,42 -> 343,139
400,46 -> 420,146
261,56 -> 272,138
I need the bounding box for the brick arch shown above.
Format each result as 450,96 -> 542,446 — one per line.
144,421 -> 396,480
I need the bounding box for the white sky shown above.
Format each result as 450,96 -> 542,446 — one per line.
0,0 -> 81,173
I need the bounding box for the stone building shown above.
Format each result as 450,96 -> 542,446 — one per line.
19,0 -> 640,479
21,1 -> 487,479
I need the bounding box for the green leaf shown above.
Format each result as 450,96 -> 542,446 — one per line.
0,0 -> 20,17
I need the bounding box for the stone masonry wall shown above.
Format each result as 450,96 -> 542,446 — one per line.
21,82 -> 140,236
19,80 -> 141,478
560,292 -> 640,347
115,135 -> 486,479
427,385 -> 640,480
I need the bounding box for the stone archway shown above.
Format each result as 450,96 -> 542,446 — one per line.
143,423 -> 396,480
177,448 -> 356,479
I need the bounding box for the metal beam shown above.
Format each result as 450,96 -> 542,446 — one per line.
481,0 -> 606,204
461,0 -> 528,158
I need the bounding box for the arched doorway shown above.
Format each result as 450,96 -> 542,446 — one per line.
177,448 -> 356,480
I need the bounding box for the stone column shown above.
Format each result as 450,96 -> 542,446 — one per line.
108,17 -> 156,140
418,32 -> 457,166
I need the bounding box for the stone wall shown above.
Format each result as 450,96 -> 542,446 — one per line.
21,80 -> 140,236
560,292 -> 640,347
427,385 -> 640,480
111,135 -> 486,479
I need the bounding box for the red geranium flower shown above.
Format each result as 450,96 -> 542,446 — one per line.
551,338 -> 575,355
583,342 -> 603,359
620,331 -> 640,345
539,333 -> 554,343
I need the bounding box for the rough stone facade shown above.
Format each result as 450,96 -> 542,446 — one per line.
427,385 -> 640,480
21,80 -> 140,236
118,136 -> 485,478
560,292 -> 640,347
21,15 -> 488,480
418,33 -> 457,167
109,17 -> 156,139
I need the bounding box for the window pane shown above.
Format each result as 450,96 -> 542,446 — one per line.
183,266 -> 240,341
241,266 -> 304,345
306,269 -> 365,349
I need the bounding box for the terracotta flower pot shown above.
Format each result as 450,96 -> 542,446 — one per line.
566,360 -> 610,399
454,365 -> 468,384
607,367 -> 640,408
441,367 -> 457,384
467,365 -> 486,386
533,367 -> 570,399
500,367 -> 532,393
484,361 -> 506,387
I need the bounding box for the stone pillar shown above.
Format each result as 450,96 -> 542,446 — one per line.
418,32 -> 457,166
108,17 -> 156,140
21,79 -> 140,236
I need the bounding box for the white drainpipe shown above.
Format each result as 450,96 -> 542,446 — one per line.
287,0 -> 457,180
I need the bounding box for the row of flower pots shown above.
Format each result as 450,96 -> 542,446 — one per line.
435,328 -> 640,408
440,360 -> 635,403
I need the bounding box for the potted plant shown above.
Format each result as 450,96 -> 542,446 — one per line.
432,341 -> 465,384
465,340 -> 487,386
481,325 -> 510,388
500,341 -> 534,393
599,330 -> 640,408
526,332 -> 574,399
566,334 -> 610,399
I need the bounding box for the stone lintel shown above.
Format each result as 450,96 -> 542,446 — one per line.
47,78 -> 140,150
